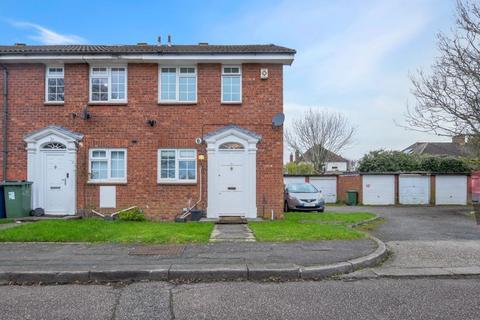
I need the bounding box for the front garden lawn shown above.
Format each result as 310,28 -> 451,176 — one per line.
0,219 -> 214,244
249,211 -> 375,242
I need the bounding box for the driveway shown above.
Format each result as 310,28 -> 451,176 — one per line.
330,205 -> 480,277
331,206 -> 479,241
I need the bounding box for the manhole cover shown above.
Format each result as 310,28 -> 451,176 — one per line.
129,245 -> 185,256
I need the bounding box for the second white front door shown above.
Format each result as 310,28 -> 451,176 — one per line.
43,151 -> 74,214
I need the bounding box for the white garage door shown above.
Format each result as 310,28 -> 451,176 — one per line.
363,175 -> 395,205
435,175 -> 467,205
310,177 -> 337,203
284,176 -> 306,185
399,175 -> 430,205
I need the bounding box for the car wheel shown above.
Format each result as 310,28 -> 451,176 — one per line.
284,201 -> 290,212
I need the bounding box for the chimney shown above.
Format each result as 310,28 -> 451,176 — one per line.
198,42 -> 209,46
452,134 -> 466,146
14,43 -> 26,46
295,150 -> 301,162
167,34 -> 172,47
289,153 -> 294,163
157,36 -> 161,45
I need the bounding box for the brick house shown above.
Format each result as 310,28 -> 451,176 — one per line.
0,43 -> 295,220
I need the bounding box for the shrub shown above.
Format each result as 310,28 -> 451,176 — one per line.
117,208 -> 146,221
284,162 -> 315,175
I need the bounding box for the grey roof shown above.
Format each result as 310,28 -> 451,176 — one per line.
25,125 -> 84,141
203,125 -> 262,141
402,142 -> 467,157
0,44 -> 296,56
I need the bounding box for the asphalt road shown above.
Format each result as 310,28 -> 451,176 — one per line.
1,279 -> 480,320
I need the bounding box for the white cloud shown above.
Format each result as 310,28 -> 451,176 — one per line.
10,21 -> 85,44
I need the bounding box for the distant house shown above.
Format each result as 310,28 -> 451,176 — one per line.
290,148 -> 351,173
402,135 -> 470,157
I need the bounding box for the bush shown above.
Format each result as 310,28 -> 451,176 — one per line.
284,162 -> 315,175
358,150 -> 471,173
117,208 -> 146,221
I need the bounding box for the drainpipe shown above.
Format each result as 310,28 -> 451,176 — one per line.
1,64 -> 8,182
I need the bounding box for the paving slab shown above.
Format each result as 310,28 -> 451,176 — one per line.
0,238 -> 379,283
209,224 -> 256,242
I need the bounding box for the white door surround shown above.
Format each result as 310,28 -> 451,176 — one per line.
24,126 -> 83,215
204,125 -> 261,219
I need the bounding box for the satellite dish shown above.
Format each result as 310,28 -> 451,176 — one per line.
195,137 -> 202,145
272,112 -> 285,127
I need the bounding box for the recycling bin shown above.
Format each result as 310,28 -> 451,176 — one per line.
1,181 -> 33,218
346,190 -> 358,206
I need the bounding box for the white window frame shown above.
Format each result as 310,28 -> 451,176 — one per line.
89,66 -> 128,103
221,65 -> 242,104
45,65 -> 64,103
157,149 -> 197,183
158,66 -> 197,103
88,148 -> 127,183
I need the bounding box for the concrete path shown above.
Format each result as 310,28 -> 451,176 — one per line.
209,224 -> 256,242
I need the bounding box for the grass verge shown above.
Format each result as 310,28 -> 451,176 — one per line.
249,211 -> 375,242
0,219 -> 214,244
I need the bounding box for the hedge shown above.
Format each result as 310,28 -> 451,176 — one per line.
358,150 -> 471,173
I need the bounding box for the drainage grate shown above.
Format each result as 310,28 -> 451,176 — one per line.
129,245 -> 185,256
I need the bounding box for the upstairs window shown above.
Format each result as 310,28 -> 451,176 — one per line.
89,149 -> 127,182
45,66 -> 64,102
221,66 -> 241,103
159,66 -> 197,103
158,149 -> 197,183
90,66 -> 127,102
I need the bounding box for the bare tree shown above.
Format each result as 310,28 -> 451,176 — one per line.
285,109 -> 354,173
404,0 -> 480,151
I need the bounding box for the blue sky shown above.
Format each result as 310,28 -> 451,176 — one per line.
0,0 -> 457,159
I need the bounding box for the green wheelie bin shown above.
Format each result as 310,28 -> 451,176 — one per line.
1,181 -> 33,218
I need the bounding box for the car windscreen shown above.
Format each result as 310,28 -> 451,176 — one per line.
287,183 -> 318,193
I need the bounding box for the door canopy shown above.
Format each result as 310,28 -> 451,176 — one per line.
24,125 -> 83,151
203,125 -> 261,151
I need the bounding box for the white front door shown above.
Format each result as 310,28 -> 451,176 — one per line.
215,151 -> 246,215
205,127 -> 259,219
43,151 -> 74,214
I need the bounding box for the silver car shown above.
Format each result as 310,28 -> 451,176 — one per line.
284,183 -> 325,212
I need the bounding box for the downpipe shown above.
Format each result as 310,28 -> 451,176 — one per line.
1,64 -> 8,182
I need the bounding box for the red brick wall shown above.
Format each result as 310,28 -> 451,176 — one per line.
0,62 -> 284,220
337,174 -> 362,204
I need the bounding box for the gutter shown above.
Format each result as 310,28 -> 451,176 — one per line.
1,64 -> 7,181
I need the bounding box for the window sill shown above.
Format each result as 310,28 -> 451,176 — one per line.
157,181 -> 197,185
44,101 -> 64,106
87,181 -> 127,185
158,101 -> 197,105
88,101 -> 128,106
221,101 -> 242,105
